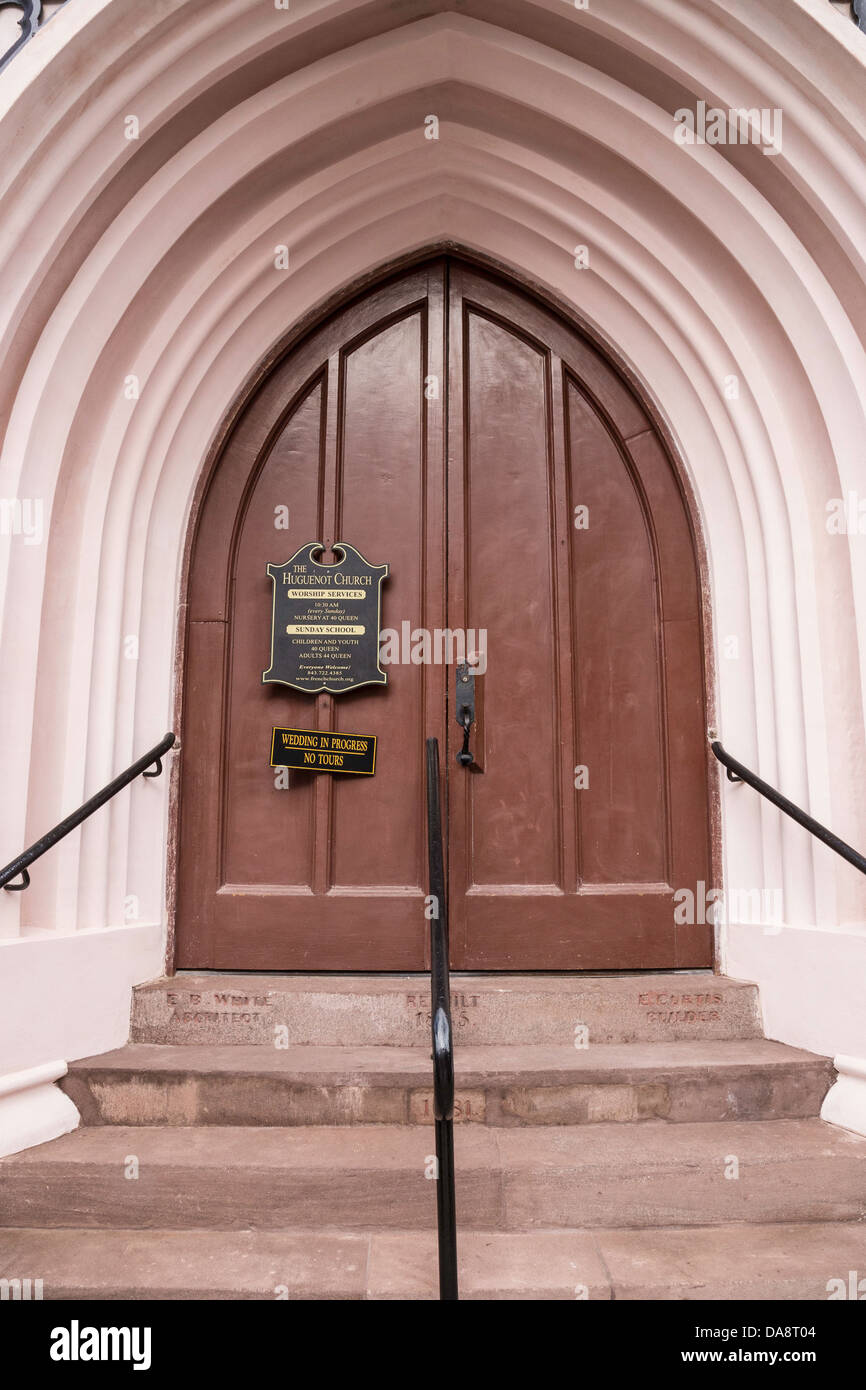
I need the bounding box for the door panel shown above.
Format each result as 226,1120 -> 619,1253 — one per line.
176,258 -> 711,971
330,314 -> 427,892
177,265 -> 446,969
445,265 -> 710,968
459,311 -> 559,887
565,375 -> 667,886
224,380 -> 324,893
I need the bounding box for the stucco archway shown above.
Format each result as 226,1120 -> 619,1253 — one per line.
0,0 -> 864,1135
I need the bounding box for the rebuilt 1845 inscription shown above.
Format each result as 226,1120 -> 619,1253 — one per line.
262,541 -> 388,694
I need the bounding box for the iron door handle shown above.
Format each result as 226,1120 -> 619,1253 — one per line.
455,662 -> 475,767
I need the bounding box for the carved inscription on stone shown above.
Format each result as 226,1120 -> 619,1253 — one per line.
638,990 -> 723,1024
165,990 -> 272,1025
405,991 -> 480,1031
410,1091 -> 486,1124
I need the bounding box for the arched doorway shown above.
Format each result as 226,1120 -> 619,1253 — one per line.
176,256 -> 711,971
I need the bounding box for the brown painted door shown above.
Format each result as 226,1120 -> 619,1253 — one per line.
176,258 -> 711,970
445,266 -> 710,967
178,264 -> 447,969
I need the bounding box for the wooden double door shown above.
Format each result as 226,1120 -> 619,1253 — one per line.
176,258 -> 711,970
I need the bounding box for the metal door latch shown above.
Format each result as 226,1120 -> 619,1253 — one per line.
455,662 -> 476,767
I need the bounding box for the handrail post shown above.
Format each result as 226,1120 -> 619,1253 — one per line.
425,737 -> 458,1301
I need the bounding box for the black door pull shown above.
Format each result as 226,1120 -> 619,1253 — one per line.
455,663 -> 475,767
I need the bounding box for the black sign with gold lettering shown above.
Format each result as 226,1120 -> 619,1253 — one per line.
262,542 -> 388,694
270,726 -> 377,776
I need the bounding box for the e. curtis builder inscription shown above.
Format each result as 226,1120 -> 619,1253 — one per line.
263,542 -> 388,694
639,990 -> 723,1024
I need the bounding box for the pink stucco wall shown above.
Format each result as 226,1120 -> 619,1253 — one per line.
0,0 -> 864,1145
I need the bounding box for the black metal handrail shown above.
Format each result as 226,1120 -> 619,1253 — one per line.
425,737 -> 458,1301
711,740 -> 866,877
0,1 -> 72,75
0,732 -> 176,891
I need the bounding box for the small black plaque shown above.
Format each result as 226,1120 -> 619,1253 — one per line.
270,727 -> 377,776
262,542 -> 388,694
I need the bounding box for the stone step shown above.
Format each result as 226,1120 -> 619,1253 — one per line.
130,971 -> 762,1046
1,1222 -> 864,1300
60,1039 -> 834,1127
2,1119 -> 864,1231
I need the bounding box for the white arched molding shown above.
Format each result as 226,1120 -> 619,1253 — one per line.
0,0 -> 864,1135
